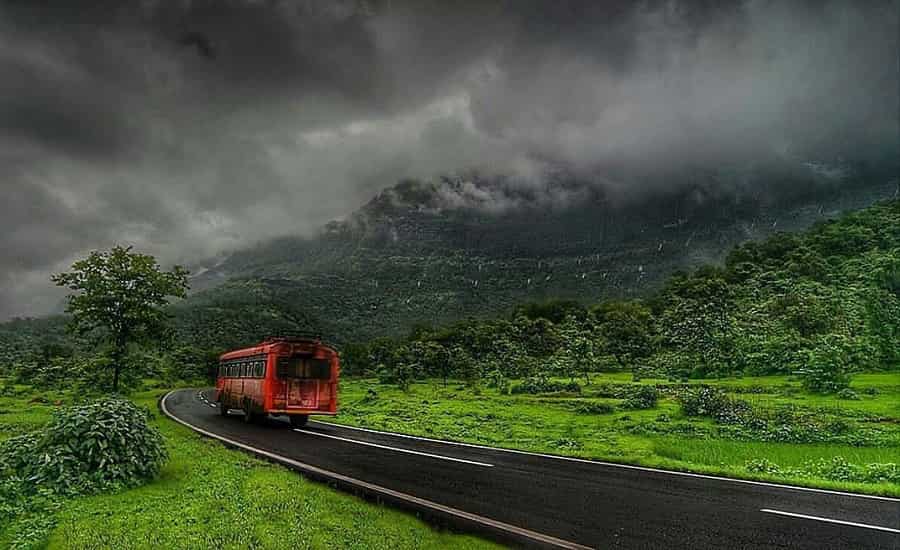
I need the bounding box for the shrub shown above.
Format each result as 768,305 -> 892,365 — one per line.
571,401 -> 616,414
377,362 -> 415,391
800,457 -> 899,484
678,387 -> 724,417
551,438 -> 583,451
797,337 -> 853,393
804,456 -> 854,482
511,375 -> 581,395
836,388 -> 860,400
621,385 -> 659,409
13,358 -> 84,388
745,458 -> 781,475
859,462 -> 900,484
745,457 -> 900,484
485,369 -> 510,394
0,398 -> 166,496
359,387 -> 378,404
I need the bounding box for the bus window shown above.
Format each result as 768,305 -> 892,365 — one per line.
276,357 -> 331,379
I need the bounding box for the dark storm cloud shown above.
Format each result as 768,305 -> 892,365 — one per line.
0,0 -> 898,319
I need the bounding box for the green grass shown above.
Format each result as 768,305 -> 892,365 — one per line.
3,373 -> 897,548
323,373 -> 900,497
0,387 -> 498,550
653,438 -> 900,468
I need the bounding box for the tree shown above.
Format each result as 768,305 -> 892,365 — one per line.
798,334 -> 854,393
452,345 -> 479,389
593,301 -> 654,371
658,274 -> 736,377
419,341 -> 451,386
52,246 -> 189,392
556,316 -> 597,384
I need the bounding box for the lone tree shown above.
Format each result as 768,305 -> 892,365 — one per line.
594,301 -> 654,370
52,246 -> 189,392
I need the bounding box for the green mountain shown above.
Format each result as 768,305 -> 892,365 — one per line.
344,196 -> 900,381
173,163 -> 897,348
2,161 -> 895,363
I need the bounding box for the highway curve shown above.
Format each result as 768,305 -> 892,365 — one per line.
161,389 -> 899,550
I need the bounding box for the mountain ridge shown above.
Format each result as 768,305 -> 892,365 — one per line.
177,161 -> 897,346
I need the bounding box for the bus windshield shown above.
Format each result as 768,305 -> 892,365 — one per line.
276,356 -> 331,379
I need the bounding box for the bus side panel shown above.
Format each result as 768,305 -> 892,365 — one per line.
315,357 -> 339,414
251,377 -> 265,411
226,377 -> 235,406
263,353 -> 277,412
214,372 -> 224,402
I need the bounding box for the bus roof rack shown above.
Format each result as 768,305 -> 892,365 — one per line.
262,331 -> 339,350
263,330 -> 323,342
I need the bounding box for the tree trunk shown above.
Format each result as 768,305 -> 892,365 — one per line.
112,330 -> 127,393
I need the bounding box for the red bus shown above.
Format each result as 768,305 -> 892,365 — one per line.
215,336 -> 339,427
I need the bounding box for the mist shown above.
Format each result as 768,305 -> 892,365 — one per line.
1,0 -> 897,319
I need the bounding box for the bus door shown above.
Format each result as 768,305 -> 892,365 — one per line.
277,356 -> 330,409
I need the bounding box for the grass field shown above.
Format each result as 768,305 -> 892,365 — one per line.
2,372 -> 896,548
324,372 -> 900,496
0,385 -> 497,550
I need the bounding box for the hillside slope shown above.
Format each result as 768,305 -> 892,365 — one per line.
175,163 -> 897,346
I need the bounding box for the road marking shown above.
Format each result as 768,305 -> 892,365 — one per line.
161,391 -> 588,550
760,509 -> 900,534
309,421 -> 900,503
294,428 -> 494,468
197,391 -> 217,407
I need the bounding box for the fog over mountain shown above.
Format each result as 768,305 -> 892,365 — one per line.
1,0 -> 897,319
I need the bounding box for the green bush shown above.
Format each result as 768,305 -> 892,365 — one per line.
485,369 -> 510,394
621,385 -> 659,409
359,387 -> 379,404
678,387 -> 751,423
510,375 -> 581,395
571,401 -> 616,414
746,457 -> 900,484
13,358 -> 82,388
797,337 -> 853,393
836,388 -> 860,400
377,362 -> 415,391
0,398 -> 166,496
745,458 -> 781,475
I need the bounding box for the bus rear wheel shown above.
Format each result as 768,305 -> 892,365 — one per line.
218,400 -> 229,416
242,400 -> 259,423
289,415 -> 309,428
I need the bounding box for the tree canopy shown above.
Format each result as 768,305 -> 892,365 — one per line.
51,246 -> 189,391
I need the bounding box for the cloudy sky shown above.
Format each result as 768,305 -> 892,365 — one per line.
1,0 -> 897,319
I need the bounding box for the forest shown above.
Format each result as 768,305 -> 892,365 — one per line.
1,199 -> 898,395
341,199 -> 900,393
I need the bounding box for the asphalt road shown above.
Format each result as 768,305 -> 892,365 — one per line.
161,389 -> 899,549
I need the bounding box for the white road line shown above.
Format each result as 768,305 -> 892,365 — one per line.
160,392 -> 588,550
310,420 -> 900,503
294,428 -> 494,468
197,391 -> 216,407
760,509 -> 900,534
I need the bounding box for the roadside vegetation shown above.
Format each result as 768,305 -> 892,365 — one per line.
0,200 -> 897,546
326,200 -> 900,495
0,383 -> 496,549
326,373 -> 899,496
0,246 -> 494,548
